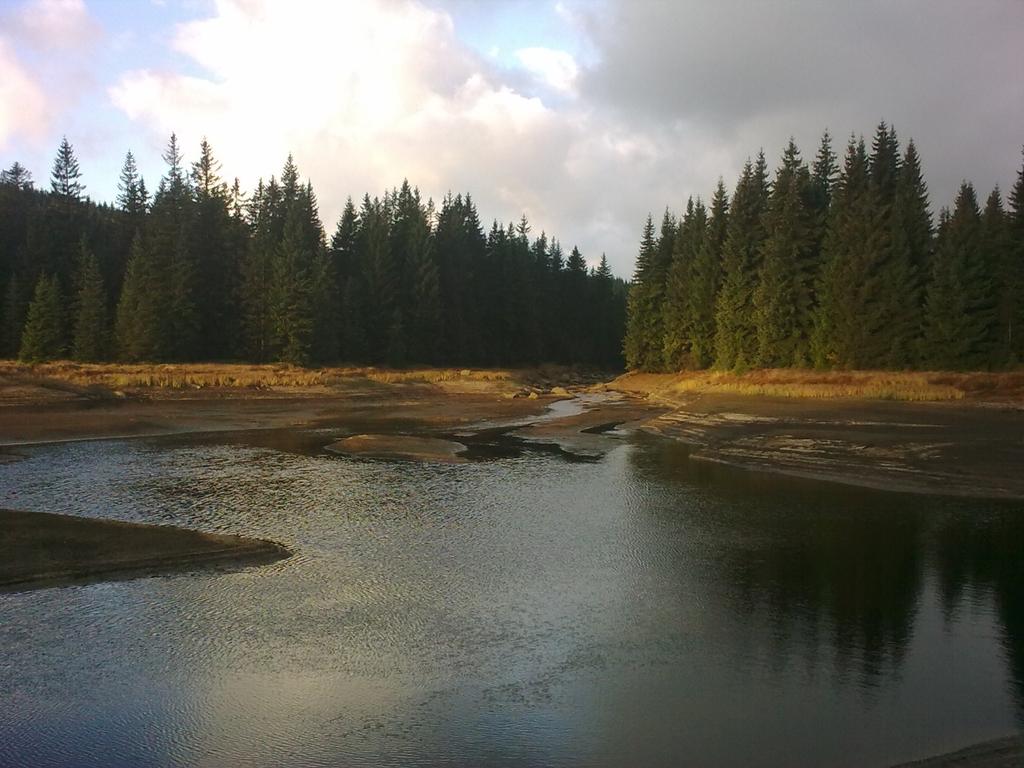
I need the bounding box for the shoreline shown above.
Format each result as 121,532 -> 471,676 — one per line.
3,367 -> 1024,498
0,508 -> 291,593
605,375 -> 1024,501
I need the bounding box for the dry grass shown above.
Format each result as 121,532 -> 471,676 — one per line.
612,369 -> 1024,403
0,360 -> 517,393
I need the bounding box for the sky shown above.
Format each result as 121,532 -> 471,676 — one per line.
1,0 -> 1022,277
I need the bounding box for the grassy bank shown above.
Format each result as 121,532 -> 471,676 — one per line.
0,361 -> 606,405
0,360 -> 514,391
609,369 -> 1024,403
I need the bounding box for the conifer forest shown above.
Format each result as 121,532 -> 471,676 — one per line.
624,123 -> 1024,372
1,136 -> 627,368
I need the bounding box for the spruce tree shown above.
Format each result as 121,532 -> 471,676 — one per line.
72,243 -> 108,361
714,151 -> 769,369
1,162 -> 33,190
189,138 -> 236,358
753,140 -> 816,367
812,137 -> 883,368
981,188 -> 1014,365
623,215 -> 658,369
50,136 -> 85,209
117,151 -> 146,217
687,181 -> 728,368
270,204 -> 314,365
921,184 -> 995,368
115,232 -> 158,361
663,198 -> 707,369
19,274 -> 64,362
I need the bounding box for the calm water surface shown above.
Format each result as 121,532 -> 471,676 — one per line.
1,417 -> 1023,767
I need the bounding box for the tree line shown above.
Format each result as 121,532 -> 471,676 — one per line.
624,123 -> 1024,371
1,136 -> 627,368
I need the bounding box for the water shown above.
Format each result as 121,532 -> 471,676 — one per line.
1,420 -> 1023,767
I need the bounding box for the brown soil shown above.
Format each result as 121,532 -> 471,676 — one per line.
0,508 -> 290,592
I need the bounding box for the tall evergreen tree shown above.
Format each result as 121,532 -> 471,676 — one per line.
753,139 -> 817,367
71,242 -> 108,361
623,215 -> 659,369
19,274 -> 64,362
921,184 -> 995,368
714,152 -> 770,369
687,181 -> 728,368
270,202 -> 314,365
50,136 -> 85,209
1,162 -> 33,190
663,198 -> 707,369
117,151 -> 147,218
981,188 -> 1014,365
115,232 -> 159,361
812,137 -> 884,367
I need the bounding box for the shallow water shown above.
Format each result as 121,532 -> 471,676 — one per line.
1,420 -> 1023,767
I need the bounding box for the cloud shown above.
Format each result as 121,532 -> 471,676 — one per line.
11,0 -> 101,50
0,39 -> 50,151
105,0 -> 1024,279
578,0 -> 1024,211
108,0 -> 593,253
515,47 -> 579,93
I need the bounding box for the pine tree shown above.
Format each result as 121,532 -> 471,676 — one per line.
72,242 -> 108,361
663,198 -> 707,369
269,204 -> 314,365
117,151 -> 146,217
115,232 -> 159,361
810,130 -> 837,213
688,181 -> 728,368
19,274 -> 64,362
189,138 -> 237,358
1,162 -> 33,190
812,137 -> 884,368
623,215 -> 658,369
753,139 -> 816,367
50,136 -> 85,209
409,229 -> 442,363
981,187 -> 1014,365
921,184 -> 995,368
714,151 -> 769,369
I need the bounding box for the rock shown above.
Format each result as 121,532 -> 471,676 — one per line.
550,386 -> 570,396
528,391 -> 539,400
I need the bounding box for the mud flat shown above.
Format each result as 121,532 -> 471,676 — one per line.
325,434 -> 469,463
608,374 -> 1024,500
0,508 -> 290,592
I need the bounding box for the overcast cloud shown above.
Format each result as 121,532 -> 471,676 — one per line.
0,0 -> 1021,276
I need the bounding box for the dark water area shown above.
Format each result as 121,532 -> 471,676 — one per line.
1,420 -> 1023,767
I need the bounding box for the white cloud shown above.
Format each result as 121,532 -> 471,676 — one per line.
515,47 -> 579,93
12,0 -> 100,50
0,39 -> 50,150
108,0 -> 596,253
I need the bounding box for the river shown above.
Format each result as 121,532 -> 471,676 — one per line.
1,417 -> 1022,767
